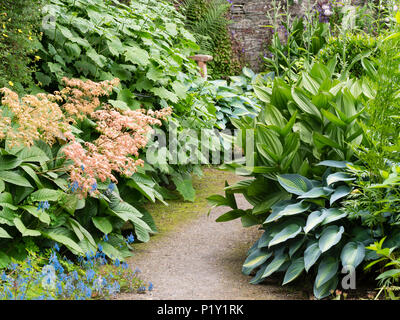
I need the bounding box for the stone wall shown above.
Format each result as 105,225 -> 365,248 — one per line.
228,0 -> 370,71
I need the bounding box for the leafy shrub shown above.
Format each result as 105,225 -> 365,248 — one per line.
37,0 -> 200,110
315,32 -> 380,77
203,68 -> 265,130
0,0 -> 44,93
0,78 -> 170,265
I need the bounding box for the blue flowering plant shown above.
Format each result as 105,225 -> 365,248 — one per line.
0,240 -> 153,300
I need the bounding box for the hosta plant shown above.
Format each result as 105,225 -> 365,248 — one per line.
212,161 -> 379,299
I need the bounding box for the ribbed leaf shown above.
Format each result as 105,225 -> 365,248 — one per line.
321,208 -> 347,225
326,172 -> 355,186
304,242 -> 321,272
277,174 -> 313,196
0,171 -> 32,187
340,242 -> 365,269
268,224 -> 302,247
315,256 -> 339,287
313,275 -> 338,299
304,211 -> 326,234
283,257 -> 305,285
330,185 -> 351,205
243,248 -> 272,269
319,225 -> 345,253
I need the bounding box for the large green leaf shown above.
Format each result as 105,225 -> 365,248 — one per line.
0,227 -> 12,239
20,205 -> 51,225
16,146 -> 50,163
321,208 -> 347,225
0,155 -> 22,170
243,248 -> 272,269
315,256 -> 339,288
277,174 -> 313,196
171,174 -> 196,202
282,257 -> 305,285
0,192 -> 17,210
92,217 -> 113,235
298,187 -> 332,199
216,209 -> 246,222
340,242 -> 365,269
13,217 -> 41,237
292,87 -> 321,119
330,185 -> 351,205
304,211 -> 326,234
319,225 -> 345,253
268,224 -> 302,247
44,232 -> 84,255
304,242 -> 321,272
326,172 -> 355,186
261,251 -> 288,279
313,275 -> 338,299
0,171 -> 32,187
30,189 -> 60,202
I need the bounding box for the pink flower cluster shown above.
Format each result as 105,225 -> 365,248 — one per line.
0,78 -> 172,198
63,105 -> 172,197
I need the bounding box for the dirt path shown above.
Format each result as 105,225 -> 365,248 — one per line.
116,169 -> 303,300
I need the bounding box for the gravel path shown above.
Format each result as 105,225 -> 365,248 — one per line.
116,170 -> 303,300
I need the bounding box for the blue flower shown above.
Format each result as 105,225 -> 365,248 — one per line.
54,243 -> 60,252
148,282 -> 154,291
126,233 -> 135,244
37,201 -> 50,212
86,269 -> 95,282
103,234 -> 109,242
81,165 -> 85,172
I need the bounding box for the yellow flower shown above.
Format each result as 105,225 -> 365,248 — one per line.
2,33 -> 7,38
8,81 -> 13,87
18,29 -> 22,33
28,36 -> 32,41
34,55 -> 41,62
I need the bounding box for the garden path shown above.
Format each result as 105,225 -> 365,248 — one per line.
116,168 -> 304,300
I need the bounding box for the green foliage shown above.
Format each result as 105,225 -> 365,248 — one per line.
0,0 -> 44,93
365,238 -> 400,300
316,32 -> 380,78
0,135 -> 158,264
38,0 -> 200,110
202,68 -> 266,130
177,0 -> 243,79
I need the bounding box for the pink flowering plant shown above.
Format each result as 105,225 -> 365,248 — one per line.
0,77 -> 171,267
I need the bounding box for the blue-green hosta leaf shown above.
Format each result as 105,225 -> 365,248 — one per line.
261,251 -> 288,279
266,201 -> 310,224
283,257 -> 305,285
313,275 -> 338,299
298,187 -> 333,199
321,208 -> 347,225
304,211 -> 326,234
0,171 -> 32,188
315,256 -> 339,288
304,242 -> 322,272
243,248 -> 272,269
268,224 -> 303,247
277,174 -> 313,196
289,236 -> 306,258
330,185 -> 351,205
317,160 -> 351,169
13,217 -> 41,237
319,225 -> 345,253
326,172 -> 355,186
340,242 -> 365,269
